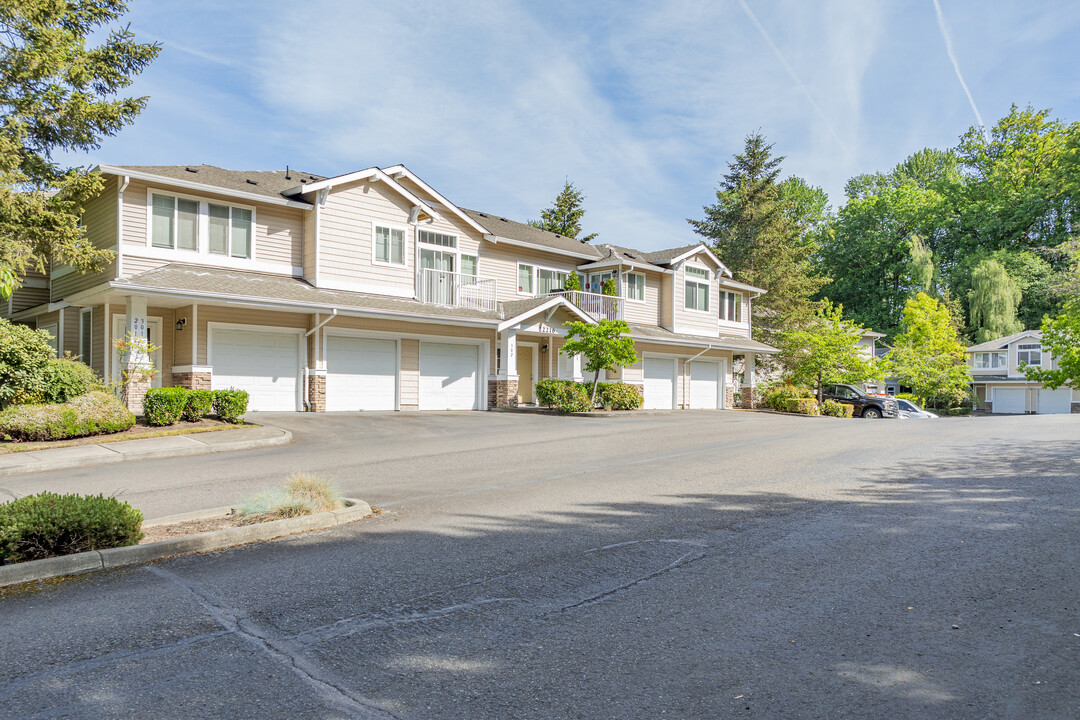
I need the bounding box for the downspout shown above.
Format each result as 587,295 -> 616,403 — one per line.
303,309 -> 337,411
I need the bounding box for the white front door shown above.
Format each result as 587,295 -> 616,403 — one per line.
1037,387 -> 1072,414
419,342 -> 479,410
112,316 -> 164,388
688,360 -> 721,409
210,327 -> 301,411
992,387 -> 1026,414
643,357 -> 675,410
325,336 -> 397,411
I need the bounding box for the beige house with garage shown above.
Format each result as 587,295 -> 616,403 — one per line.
4,163 -> 776,413
967,330 -> 1079,414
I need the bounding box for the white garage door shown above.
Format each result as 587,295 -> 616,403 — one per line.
992,388 -> 1026,414
689,360 -> 721,409
643,357 -> 675,409
326,336 -> 397,411
1038,387 -> 1072,414
212,328 -> 300,411
419,342 -> 479,410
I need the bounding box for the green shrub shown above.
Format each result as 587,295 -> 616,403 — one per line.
945,406 -> 972,416
821,399 -> 854,418
213,388 -> 250,423
595,382 -> 643,410
183,389 -> 214,422
0,318 -> 54,409
0,391 -> 135,441
895,392 -> 920,404
143,387 -> 190,426
535,379 -> 593,413
785,398 -> 821,415
42,358 -> 100,404
763,382 -> 814,411
0,492 -> 144,562
236,471 -> 344,525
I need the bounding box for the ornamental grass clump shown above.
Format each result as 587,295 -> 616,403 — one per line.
235,472 -> 344,525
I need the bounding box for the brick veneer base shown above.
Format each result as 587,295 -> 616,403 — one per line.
741,387 -> 758,409
488,379 -> 519,409
123,376 -> 151,416
173,372 -> 212,390
725,386 -> 735,409
308,373 -> 326,413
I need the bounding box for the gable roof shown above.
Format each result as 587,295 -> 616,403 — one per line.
966,330 -> 1043,352
283,167 -> 440,220
462,209 -> 603,260
642,243 -> 731,276
101,164 -> 319,208
381,165 -> 489,235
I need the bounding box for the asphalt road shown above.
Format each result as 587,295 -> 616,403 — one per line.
2,411 -> 1079,719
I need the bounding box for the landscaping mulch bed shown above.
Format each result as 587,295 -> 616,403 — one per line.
140,514 -> 243,544
0,418 -> 254,453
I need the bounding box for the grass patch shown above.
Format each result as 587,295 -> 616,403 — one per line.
236,472 -> 344,525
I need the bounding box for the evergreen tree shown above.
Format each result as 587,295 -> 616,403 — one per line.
0,0 -> 159,294
689,133 -> 828,340
968,258 -> 1023,342
529,180 -> 597,242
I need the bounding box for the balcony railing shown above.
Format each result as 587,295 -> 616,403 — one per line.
417,268 -> 498,312
548,290 -> 624,321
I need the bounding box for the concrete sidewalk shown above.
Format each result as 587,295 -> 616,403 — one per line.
0,425 -> 291,477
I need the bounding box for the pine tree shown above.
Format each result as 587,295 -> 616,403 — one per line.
529,180 -> 597,242
968,258 -> 1023,342
0,0 -> 160,295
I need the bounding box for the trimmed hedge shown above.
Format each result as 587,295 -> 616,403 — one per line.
213,388 -> 249,423
785,398 -> 821,415
0,492 -> 144,562
42,358 -> 100,404
0,318 -> 54,409
184,389 -> 214,422
535,379 -> 593,413
143,386 -> 190,426
595,382 -> 643,410
763,383 -> 814,411
821,399 -> 854,418
0,391 -> 135,441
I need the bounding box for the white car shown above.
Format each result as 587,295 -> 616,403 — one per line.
895,398 -> 939,419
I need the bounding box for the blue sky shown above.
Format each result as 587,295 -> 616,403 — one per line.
71,0 -> 1080,251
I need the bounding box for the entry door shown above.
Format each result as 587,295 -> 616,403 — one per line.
420,249 -> 455,304
112,316 -> 164,388
517,344 -> 535,404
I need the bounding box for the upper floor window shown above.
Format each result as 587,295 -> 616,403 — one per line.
720,290 -> 742,322
149,191 -> 253,259
152,193 -> 199,251
972,352 -> 1006,369
208,204 -> 252,258
1017,343 -> 1042,367
461,254 -> 478,276
518,264 -> 533,294
518,263 -> 569,295
419,230 -> 456,248
374,225 -> 405,265
586,271 -> 616,293
684,266 -> 710,312
626,272 -> 645,301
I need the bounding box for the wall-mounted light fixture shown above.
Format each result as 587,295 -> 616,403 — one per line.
176,317 -> 187,331
541,343 -> 549,353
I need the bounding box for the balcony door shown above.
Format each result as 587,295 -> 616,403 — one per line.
420,249 -> 456,304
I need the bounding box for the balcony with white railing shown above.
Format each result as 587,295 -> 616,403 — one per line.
417,268 -> 498,312
548,290 -> 624,321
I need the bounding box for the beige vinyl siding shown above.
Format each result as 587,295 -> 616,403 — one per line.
671,261 -> 719,338
256,204 -> 303,267
121,178 -> 150,250
52,176 -> 119,300
303,206 -> 317,284
119,255 -> 172,275
173,304 -> 195,366
482,243 -> 581,302
196,306 -> 310,366
318,180 -> 416,295
622,271 -> 663,326
400,338 -> 419,409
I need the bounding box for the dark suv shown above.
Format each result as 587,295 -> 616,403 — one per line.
821,384 -> 899,419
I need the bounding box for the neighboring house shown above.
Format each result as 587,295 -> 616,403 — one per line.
2,164 -> 777,413
967,330 -> 1079,414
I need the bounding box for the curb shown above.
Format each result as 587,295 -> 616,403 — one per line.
0,498 -> 372,588
0,427 -> 292,477
492,407 -> 675,418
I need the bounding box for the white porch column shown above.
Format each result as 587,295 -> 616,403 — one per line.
124,295 -> 150,364
492,329 -> 520,409
498,328 -> 519,380
122,294 -> 151,414
741,353 -> 756,409
571,351 -> 583,382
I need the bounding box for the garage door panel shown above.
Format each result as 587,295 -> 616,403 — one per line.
420,342 -> 479,410
689,361 -> 721,409
992,388 -> 1025,414
643,357 -> 675,410
326,336 -> 397,412
1038,387 -> 1072,414
212,328 -> 300,412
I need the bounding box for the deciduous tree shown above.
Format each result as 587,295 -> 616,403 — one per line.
778,301 -> 879,403
561,319 -> 638,404
1023,302 -> 1079,391
968,258 -> 1023,342
888,293 -> 970,406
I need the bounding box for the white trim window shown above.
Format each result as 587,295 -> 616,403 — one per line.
147,189 -> 255,260
419,230 -> 456,248
972,352 -> 1007,369
720,290 -> 742,322
1017,343 -> 1042,367
586,271 -> 616,294
518,263 -> 534,294
79,308 -> 93,364
373,224 -> 405,266
684,266 -> 710,312
152,193 -> 199,251
461,254 -> 478,276
518,263 -> 569,295
626,272 -> 645,302
208,203 -> 252,258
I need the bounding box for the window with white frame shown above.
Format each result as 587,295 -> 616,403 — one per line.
1017,343 -> 1042,367
39,323 -> 59,357
150,191 -> 253,259
626,272 -> 645,301
419,230 -> 456,248
373,225 -> 405,265
152,193 -> 199,251
518,264 -> 534,294
461,254 -> 478,276
586,271 -> 616,293
720,290 -> 742,322
79,308 -> 92,364
538,268 -> 569,294
972,352 -> 1007,369
208,203 -> 252,258
684,266 -> 710,311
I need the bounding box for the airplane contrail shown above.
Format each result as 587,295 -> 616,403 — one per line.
736,0 -> 851,156
932,0 -> 990,141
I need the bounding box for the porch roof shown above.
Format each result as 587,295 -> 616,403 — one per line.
626,323 -> 779,354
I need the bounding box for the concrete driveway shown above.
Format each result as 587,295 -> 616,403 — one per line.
2,411 -> 1079,718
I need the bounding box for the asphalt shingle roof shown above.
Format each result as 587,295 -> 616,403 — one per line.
641,243 -> 709,265
626,322 -> 779,353
113,165 -> 324,204
966,330 -> 1042,352
461,209 -> 603,258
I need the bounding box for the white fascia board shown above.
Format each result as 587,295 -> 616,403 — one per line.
96,166 -> 313,209
718,278 -> 767,294
381,165 -> 489,235
482,233 -> 600,261
107,282 -> 500,328
284,167 -> 440,220
669,245 -> 732,277
577,258 -> 671,274
497,297 -> 595,332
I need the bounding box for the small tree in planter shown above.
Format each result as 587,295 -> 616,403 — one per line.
561,319 -> 639,405
563,272 -> 581,291
112,331 -> 160,410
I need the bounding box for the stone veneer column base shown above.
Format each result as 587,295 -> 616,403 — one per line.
983,402 -> 993,414
488,379 -> 519,409
1071,402 -> 1079,414
307,371 -> 326,413
173,372 -> 212,390
741,386 -> 758,409
123,376 -> 151,416
724,386 -> 735,409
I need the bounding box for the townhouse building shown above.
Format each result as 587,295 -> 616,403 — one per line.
3,164 -> 776,413
967,330 -> 1079,414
